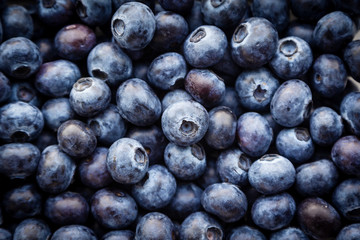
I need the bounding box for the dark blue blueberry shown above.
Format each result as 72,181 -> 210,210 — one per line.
57,120 -> 97,158
36,145 -> 76,193
186,0 -> 204,32
212,46 -> 241,83
297,198 -> 341,239
161,89 -> 193,113
252,193 -> 296,231
13,218 -> 51,240
312,11 -> 355,53
276,127 -> 314,165
218,87 -> 242,117
340,92 -> 360,136
0,37 -> 42,79
0,143 -> 40,179
75,0 -> 112,26
270,36 -> 313,80
217,148 -> 251,186
231,17 -> 278,68
262,112 -> 282,140
102,230 -> 134,240
0,72 -> 10,103
106,138 -> 149,184
161,100 -> 209,146
111,2 -> 156,50
296,159 -> 339,197
311,54 -> 348,98
337,223 -> 360,240
344,40 -> 360,82
148,52 -> 187,90
331,135 -> 360,177
197,159 -> 220,189
91,188 -> 138,229
87,42 -> 132,88
42,98 -> 75,131
249,154 -> 296,195
0,101 -> 44,142
228,225 -> 266,240
236,112 -> 273,158
131,164 -> 176,210
332,178 -> 360,221
270,79 -> 313,127
158,0 -> 194,14
310,106 -> 344,146
270,227 -> 309,240
9,82 -> 41,107
116,78 -> 162,126
179,211 -> 223,240
70,77 -> 111,117
35,38 -> 56,62
51,225 -> 97,240
35,130 -> 58,152
1,5 -> 33,39
183,25 -> 227,68
35,59 -> 81,97
290,0 -> 331,22
285,21 -> 315,47
37,0 -> 75,27
45,191 -> 89,225
235,67 -> 280,111
0,229 -> 11,240
112,0 -> 154,9
164,142 -> 206,180
3,184 -> 42,219
55,24 -> 97,61
135,212 -> 175,240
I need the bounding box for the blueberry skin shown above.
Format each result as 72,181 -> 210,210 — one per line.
35,59 -> 81,97
57,120 -> 97,158
0,37 -> 42,79
0,229 -> 11,240
201,0 -> 247,30
35,38 -> 57,62
313,11 -> 355,53
36,145 -> 76,194
311,54 -> 347,98
179,211 -> 223,240
0,72 -> 10,103
45,191 -> 89,225
270,227 -> 309,240
235,67 -> 280,111
126,125 -> 167,165
51,225 -> 97,240
164,142 -> 206,180
340,92 -> 360,136
337,223 -> 360,240
252,0 -> 289,32
252,193 -> 296,231
236,112 -> 273,158
276,127 -> 314,165
228,225 -> 266,240
296,159 -> 339,197
147,52 -> 187,90
35,130 -> 58,152
0,101 -> 44,142
42,98 -> 75,131
270,79 -> 313,127
218,87 -> 242,117
150,11 -> 189,52
270,36 -> 313,80
0,143 -> 40,179
131,164 -> 177,210
344,40 -> 360,83
186,0 -> 204,32
249,154 -> 296,195
297,198 -> 342,240
332,178 -> 360,221
13,218 -> 51,240
37,0 -> 75,27
3,184 -> 42,219
70,77 -> 111,117
55,24 -> 97,61
231,17 -> 278,68
197,159 -> 221,189
135,212 -> 175,240
9,81 -> 41,107
290,0 -> 331,22
212,45 -> 242,82
183,25 -> 227,68
75,0 -> 112,26
217,148 -> 251,187
159,0 -> 194,14
91,188 -> 138,229
87,104 -> 127,146
185,69 -> 225,107
87,42 -> 132,88
161,100 -> 209,146
161,89 -> 193,113
106,138 -> 149,184
285,21 -> 314,47
1,5 -> 33,39
331,135 -> 360,177
116,78 -> 162,126
111,2 -> 156,50
102,230 -> 134,240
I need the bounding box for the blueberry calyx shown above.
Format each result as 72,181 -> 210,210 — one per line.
74,78 -> 93,91
233,24 -> 248,43
42,0 -> 56,8
190,28 -> 206,43
180,120 -> 198,136
211,0 -> 225,8
280,39 -> 298,57
113,19 -> 125,37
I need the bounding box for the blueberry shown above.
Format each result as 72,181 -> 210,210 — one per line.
158,0 -> 194,14
75,0 -> 112,26
161,100 -> 209,146
35,38 -> 57,62
186,0 -> 204,32
111,2 -> 156,50
37,0 -> 75,27
290,0 -> 331,22
270,227 -> 309,240
270,79 -> 313,127
135,212 -> 175,240
218,87 -> 243,117
0,72 -> 10,103
91,188 -> 138,229
161,89 -> 193,113
9,81 -> 41,107
1,5 -> 33,39
106,138 -> 149,184
0,229 -> 11,240
102,230 -> 134,240
13,218 -> 51,240
231,17 -> 278,68
285,21 -> 315,47
337,223 -> 360,240
249,154 -> 296,195
340,92 -> 360,136
344,40 -> 360,82
212,46 -> 242,83
183,25 -> 227,68
228,225 -> 266,240
42,98 -> 75,131
197,158 -> 221,189
51,225 -> 97,240
36,145 -> 76,194
35,130 -> 58,152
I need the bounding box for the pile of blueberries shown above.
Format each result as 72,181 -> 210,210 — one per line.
0,0 -> 360,239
